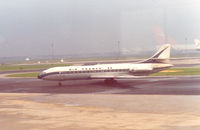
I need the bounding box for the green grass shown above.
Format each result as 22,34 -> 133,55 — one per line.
7,72 -> 40,78
6,67 -> 200,78
0,64 -> 70,72
151,68 -> 200,76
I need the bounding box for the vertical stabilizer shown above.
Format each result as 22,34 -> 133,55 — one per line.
141,44 -> 171,63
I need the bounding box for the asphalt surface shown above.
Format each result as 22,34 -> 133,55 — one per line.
0,76 -> 200,95
0,76 -> 200,130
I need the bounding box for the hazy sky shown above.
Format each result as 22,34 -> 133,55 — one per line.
0,0 -> 200,57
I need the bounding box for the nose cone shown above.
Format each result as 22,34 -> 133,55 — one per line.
38,72 -> 46,79
38,74 -> 42,79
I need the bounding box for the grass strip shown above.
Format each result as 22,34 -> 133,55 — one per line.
0,64 -> 70,72
151,68 -> 200,76
6,72 -> 40,78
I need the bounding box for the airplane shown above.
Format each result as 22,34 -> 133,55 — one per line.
194,39 -> 200,51
38,44 -> 173,86
153,26 -> 200,52
170,39 -> 200,51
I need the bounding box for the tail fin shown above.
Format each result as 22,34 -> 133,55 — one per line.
141,44 -> 171,63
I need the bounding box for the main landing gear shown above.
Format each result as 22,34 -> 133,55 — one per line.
58,82 -> 62,86
104,79 -> 117,84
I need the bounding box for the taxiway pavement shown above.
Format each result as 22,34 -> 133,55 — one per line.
0,76 -> 200,95
0,77 -> 200,129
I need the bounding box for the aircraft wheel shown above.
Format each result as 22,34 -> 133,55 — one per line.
58,82 -> 62,86
104,79 -> 116,84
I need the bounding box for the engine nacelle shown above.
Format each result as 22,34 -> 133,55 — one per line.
129,64 -> 153,72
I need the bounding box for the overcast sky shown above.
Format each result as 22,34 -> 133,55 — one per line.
0,0 -> 199,57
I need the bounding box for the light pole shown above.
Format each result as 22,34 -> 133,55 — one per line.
117,41 -> 120,59
51,42 -> 54,60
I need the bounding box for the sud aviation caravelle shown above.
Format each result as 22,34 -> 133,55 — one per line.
38,44 -> 173,86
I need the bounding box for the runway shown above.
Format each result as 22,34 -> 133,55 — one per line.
0,76 -> 200,130
0,76 -> 200,95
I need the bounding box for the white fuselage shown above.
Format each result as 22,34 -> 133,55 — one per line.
38,63 -> 172,81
